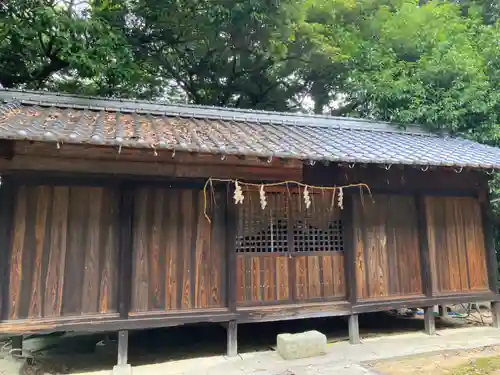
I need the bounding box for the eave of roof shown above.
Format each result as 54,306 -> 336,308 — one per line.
0,88 -> 499,171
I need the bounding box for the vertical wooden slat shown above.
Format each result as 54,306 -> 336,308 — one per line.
44,187 -> 69,317
417,195 -> 432,297
118,184 -> 133,318
63,187 -> 90,315
307,256 -> 321,298
81,187 -> 102,314
322,255 -> 334,297
29,186 -> 51,318
9,185 -> 27,319
99,188 -> 119,313
453,199 -> 470,291
295,256 -> 307,300
133,188 -> 151,312
195,191 -> 209,309
251,257 -> 261,302
163,190 -> 176,310
446,199 -> 462,292
276,256 -> 289,301
149,188 -> 164,310
467,198 -> 488,290
180,190 -> 193,309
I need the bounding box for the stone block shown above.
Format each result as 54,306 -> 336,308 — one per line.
276,330 -> 327,360
112,364 -> 132,375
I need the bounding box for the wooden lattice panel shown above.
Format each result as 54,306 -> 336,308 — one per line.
289,194 -> 343,253
235,193 -> 289,254
235,189 -> 344,254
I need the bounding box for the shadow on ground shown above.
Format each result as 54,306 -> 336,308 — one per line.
0,312 -> 478,374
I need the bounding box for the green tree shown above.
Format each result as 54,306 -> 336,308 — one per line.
0,0 -> 147,96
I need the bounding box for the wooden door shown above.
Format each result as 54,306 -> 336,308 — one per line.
234,188 -> 346,307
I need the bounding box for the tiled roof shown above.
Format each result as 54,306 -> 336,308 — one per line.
1,89 -> 500,169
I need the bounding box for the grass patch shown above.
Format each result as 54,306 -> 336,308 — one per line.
451,355 -> 500,375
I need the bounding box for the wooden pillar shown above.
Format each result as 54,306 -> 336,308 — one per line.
117,331 -> 129,366
226,321 -> 238,357
424,306 -> 436,335
416,195 -> 433,297
348,314 -> 360,344
225,187 -> 237,314
492,302 -> 500,329
343,195 -> 357,306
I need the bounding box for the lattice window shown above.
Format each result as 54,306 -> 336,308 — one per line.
235,189 -> 344,254
290,194 -> 344,253
235,193 -> 289,254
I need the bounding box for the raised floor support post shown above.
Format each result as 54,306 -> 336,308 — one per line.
492,302 -> 500,329
112,331 -> 132,375
438,305 -> 447,318
348,314 -> 360,345
424,306 -> 436,335
226,321 -> 238,357
11,336 -> 22,352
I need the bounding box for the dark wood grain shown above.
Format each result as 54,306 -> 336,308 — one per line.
354,194 -> 423,300
7,184 -> 120,320
130,187 -> 226,312
0,177 -> 15,321
425,196 -> 488,294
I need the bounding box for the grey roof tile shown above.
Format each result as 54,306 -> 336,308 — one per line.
0,89 -> 500,169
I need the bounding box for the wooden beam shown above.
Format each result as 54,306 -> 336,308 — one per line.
416,195 -> 433,297
226,321 -> 238,357
424,306 -> 436,335
0,155 -> 302,181
348,314 -> 360,345
492,302 -> 500,329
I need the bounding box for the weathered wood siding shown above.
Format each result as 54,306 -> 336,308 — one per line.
236,255 -> 290,305
354,195 -> 423,299
425,196 -> 488,294
130,187 -> 226,313
7,185 -> 120,319
294,254 -> 345,301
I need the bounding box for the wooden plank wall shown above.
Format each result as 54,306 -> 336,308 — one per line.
236,255 -> 290,305
425,196 -> 488,294
131,187 -> 226,313
354,195 -> 423,300
235,254 -> 346,305
6,185 -> 120,320
294,254 -> 345,301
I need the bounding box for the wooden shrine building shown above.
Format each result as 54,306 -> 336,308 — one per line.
0,89 -> 500,369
